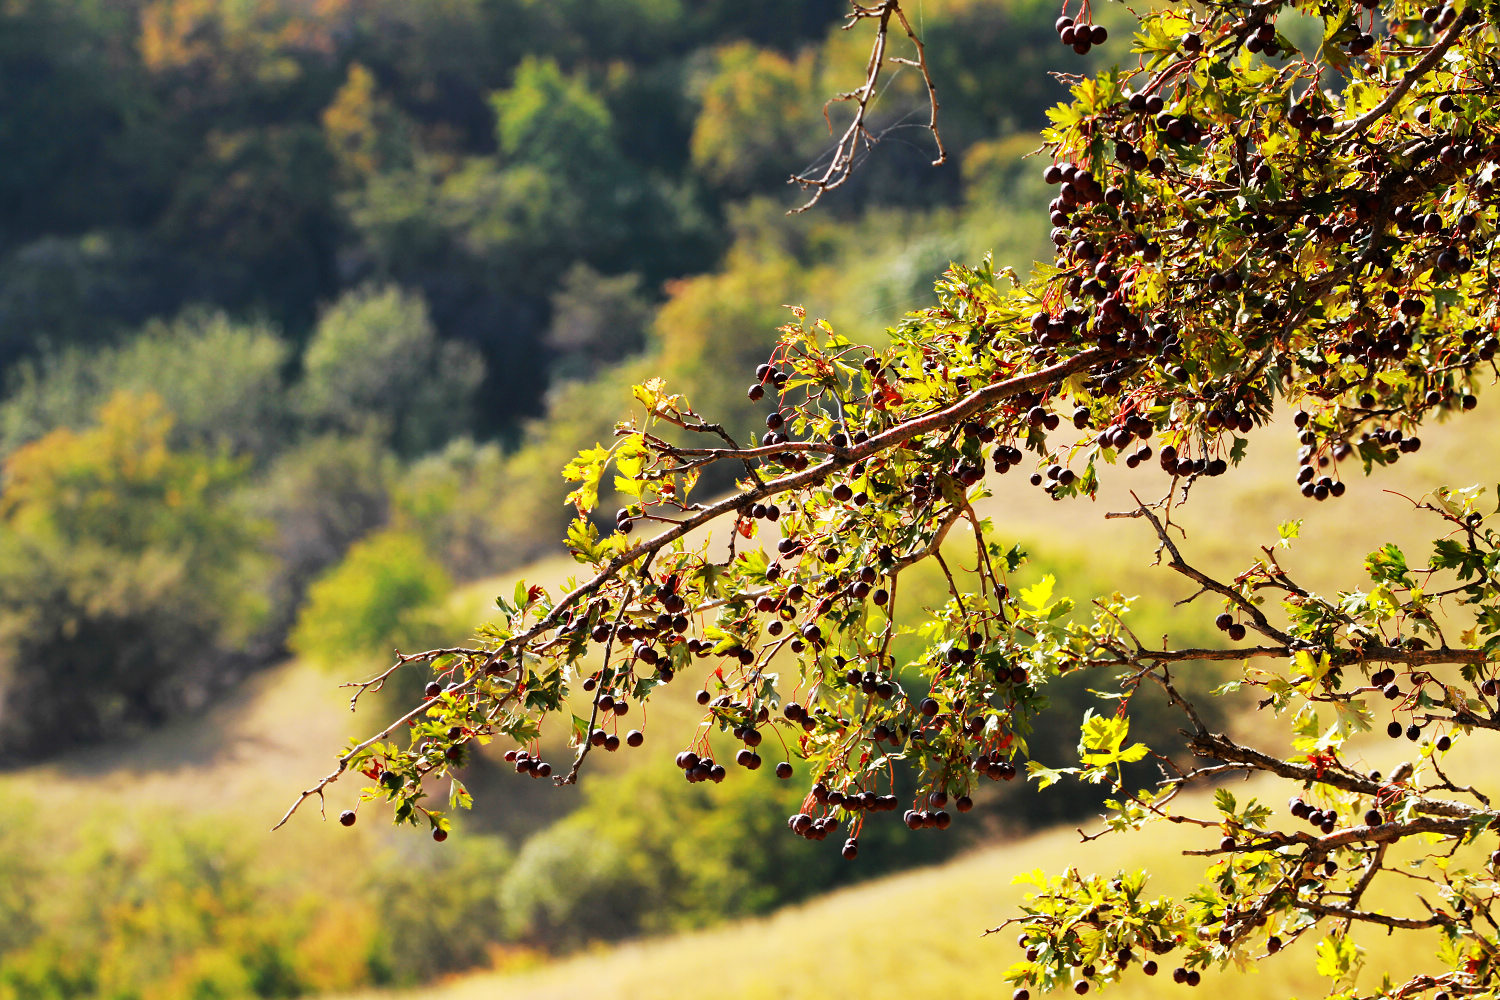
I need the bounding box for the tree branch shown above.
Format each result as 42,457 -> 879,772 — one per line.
275,347 -> 1115,829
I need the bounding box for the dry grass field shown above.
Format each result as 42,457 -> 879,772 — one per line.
330,729 -> 1484,1000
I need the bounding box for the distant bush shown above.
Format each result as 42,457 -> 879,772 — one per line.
0,797 -> 516,1000
394,438 -> 515,580
0,307 -> 292,460
544,263 -> 654,381
499,759 -> 946,950
457,366 -> 645,572
365,834 -> 514,986
0,234 -> 195,372
0,814 -> 372,1000
0,392 -> 267,757
291,528 -> 454,673
253,433 -> 397,637
960,132 -> 1049,208
298,284 -> 485,457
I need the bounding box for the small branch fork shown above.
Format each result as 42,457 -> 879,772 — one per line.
790,0 -> 947,212
341,647 -> 481,712
1337,13 -> 1471,140
558,574 -> 641,786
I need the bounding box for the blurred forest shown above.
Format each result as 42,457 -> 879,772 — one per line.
0,1 -> 1157,997
0,0 -> 1104,760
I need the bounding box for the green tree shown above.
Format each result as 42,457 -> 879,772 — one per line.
544,263 -> 654,380
689,41 -> 824,195
394,437 -> 523,580
289,3 -> 1500,999
290,528 -> 453,672
153,124 -> 341,328
253,432 -> 396,637
0,392 -> 264,755
0,0 -> 155,243
0,308 -> 291,461
298,284 -> 485,456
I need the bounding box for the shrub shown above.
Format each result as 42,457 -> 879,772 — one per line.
0,392 -> 265,756
499,760 -> 946,950
365,834 -> 514,985
298,284 -> 484,456
0,307 -> 291,461
394,438 -> 513,581
253,433 -> 396,636
291,528 -> 454,672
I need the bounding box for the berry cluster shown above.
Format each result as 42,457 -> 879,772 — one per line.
1016,931 -> 1193,995
503,748 -> 554,778
1054,14 -> 1106,55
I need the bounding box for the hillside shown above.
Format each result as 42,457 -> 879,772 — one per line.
2,387 -> 1495,1000
331,731 -> 1480,1000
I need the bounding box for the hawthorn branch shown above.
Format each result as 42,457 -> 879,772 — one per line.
891,504 -> 963,574
651,410 -> 766,487
1293,898 -> 1452,931
274,347 -> 1115,829
887,1 -> 945,167
1132,502 -> 1294,646
1190,730 -> 1483,819
1140,663 -> 1210,735
1337,15 -> 1469,140
342,647 -> 482,712
1347,843 -> 1388,910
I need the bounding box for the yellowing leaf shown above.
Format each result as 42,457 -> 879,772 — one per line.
1020,574 -> 1056,611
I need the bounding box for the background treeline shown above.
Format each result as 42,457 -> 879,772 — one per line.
0,0 -> 1117,760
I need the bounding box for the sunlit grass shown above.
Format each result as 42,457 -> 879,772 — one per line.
331,732 -> 1487,1000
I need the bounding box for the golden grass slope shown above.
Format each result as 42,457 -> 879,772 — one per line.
332,733 -> 1482,1000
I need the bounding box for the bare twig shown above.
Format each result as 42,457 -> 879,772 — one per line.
790,1 -> 945,212
558,574 -> 642,785
1294,898 -> 1451,931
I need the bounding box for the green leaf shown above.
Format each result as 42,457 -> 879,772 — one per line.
561,444 -> 611,513
1026,761 -> 1077,790
1020,574 -> 1056,611
1364,543 -> 1413,586
1315,932 -> 1361,982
